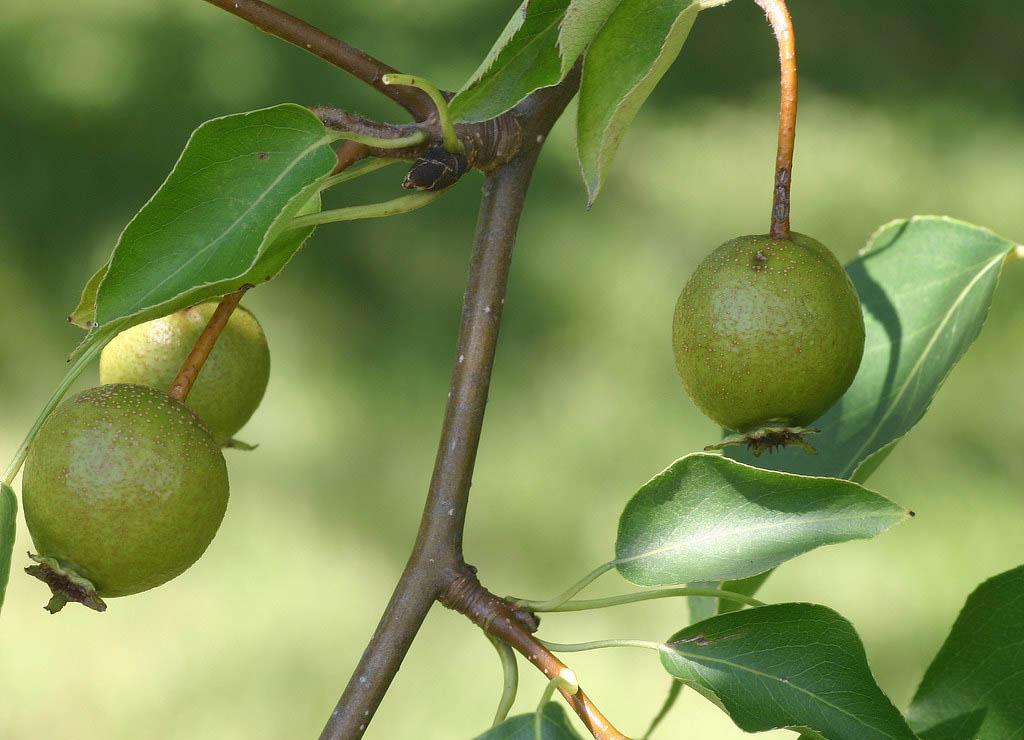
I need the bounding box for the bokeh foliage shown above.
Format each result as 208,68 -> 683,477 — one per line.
0,1 -> 1022,738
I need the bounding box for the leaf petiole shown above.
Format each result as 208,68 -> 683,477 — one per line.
509,560 -> 617,612
318,158 -> 401,191
382,74 -> 465,154
535,669 -> 579,740
538,638 -> 665,653
487,635 -> 519,726
543,587 -> 766,613
285,190 -> 447,231
326,129 -> 427,150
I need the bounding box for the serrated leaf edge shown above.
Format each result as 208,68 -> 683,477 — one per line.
556,0 -> 622,76
451,1 -> 570,122
456,0 -> 530,96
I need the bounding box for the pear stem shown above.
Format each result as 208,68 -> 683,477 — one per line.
753,0 -> 797,240
168,287 -> 252,403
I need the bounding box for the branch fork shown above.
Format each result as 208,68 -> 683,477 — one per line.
441,571 -> 633,740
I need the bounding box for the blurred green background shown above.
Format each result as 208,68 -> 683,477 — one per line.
1,1 -> 1022,738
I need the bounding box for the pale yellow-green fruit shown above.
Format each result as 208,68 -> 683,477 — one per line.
672,233 -> 865,434
99,303 -> 270,444
22,384 -> 229,609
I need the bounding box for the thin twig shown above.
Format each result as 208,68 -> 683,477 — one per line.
168,287 -> 251,402
753,0 -> 797,239
201,0 -> 434,120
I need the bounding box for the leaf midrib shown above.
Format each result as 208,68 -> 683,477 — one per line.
672,647 -> 907,739
101,133 -> 332,320
617,509 -> 900,567
839,252 -> 1005,477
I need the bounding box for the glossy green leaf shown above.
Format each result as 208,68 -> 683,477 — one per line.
577,0 -> 700,206
615,453 -> 908,587
727,216 -> 1016,481
450,0 -> 571,123
557,0 -> 621,75
661,603 -> 917,739
72,191 -> 321,334
70,103 -> 336,357
68,259 -> 109,328
906,564 -> 1024,740
473,703 -> 584,739
0,482 -> 15,613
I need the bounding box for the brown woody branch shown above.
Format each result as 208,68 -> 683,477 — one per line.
205,1 -> 619,735
317,66 -> 588,740
205,0 -> 528,177
201,0 -> 434,121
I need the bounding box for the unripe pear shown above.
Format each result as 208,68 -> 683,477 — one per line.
100,302 -> 270,444
22,383 -> 229,612
672,232 -> 864,451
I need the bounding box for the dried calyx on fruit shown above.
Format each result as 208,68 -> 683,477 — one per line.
22,383 -> 229,613
100,302 -> 270,445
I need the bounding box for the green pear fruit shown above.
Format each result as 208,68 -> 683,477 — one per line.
99,302 -> 270,444
22,383 -> 229,612
672,232 -> 865,450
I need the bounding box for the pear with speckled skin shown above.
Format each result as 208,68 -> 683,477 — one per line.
22,383 -> 229,612
672,233 -> 864,437
100,303 -> 270,444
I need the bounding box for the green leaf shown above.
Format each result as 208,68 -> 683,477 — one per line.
0,482 -> 15,613
70,103 -> 336,358
557,0 -> 621,75
69,259 -> 110,328
243,189 -> 322,285
473,703 -> 584,739
450,0 -> 572,123
906,564 -> 1024,740
577,0 -> 700,206
661,603 -> 917,739
727,216 -> 1016,481
615,453 -> 909,587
